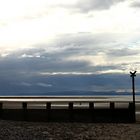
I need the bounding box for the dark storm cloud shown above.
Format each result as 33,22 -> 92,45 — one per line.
0,51 -> 122,83
0,49 -> 90,94
0,46 -> 92,75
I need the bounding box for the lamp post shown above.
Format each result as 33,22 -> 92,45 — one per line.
130,70 -> 136,122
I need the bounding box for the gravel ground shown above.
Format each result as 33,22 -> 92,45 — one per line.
0,120 -> 140,140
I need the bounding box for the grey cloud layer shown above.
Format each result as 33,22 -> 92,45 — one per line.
58,0 -> 126,13
0,32 -> 138,75
76,0 -> 126,12
0,31 -> 139,94
0,48 -> 90,73
107,48 -> 139,57
130,1 -> 140,8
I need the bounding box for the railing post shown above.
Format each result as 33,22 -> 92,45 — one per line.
129,102 -> 135,122
69,102 -> 73,110
110,102 -> 115,109
89,102 -> 94,122
89,102 -> 94,109
110,102 -> 115,122
69,102 -> 73,121
46,102 -> 51,110
22,102 -> 27,120
46,102 -> 51,121
22,102 -> 27,110
0,102 -> 3,118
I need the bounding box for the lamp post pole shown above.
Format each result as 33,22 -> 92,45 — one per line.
130,71 -> 136,122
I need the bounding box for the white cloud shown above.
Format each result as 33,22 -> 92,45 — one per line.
20,82 -> 32,87
37,83 -> 52,87
40,72 -> 93,76
0,0 -> 139,51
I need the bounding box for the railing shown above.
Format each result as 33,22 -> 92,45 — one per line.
0,96 -> 138,122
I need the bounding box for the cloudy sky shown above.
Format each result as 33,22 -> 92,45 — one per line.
0,0 -> 140,94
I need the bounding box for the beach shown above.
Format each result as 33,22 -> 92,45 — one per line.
0,120 -> 140,140
0,96 -> 140,139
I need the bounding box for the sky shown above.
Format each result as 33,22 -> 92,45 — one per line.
0,0 -> 140,94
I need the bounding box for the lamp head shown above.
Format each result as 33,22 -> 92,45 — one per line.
130,70 -> 137,77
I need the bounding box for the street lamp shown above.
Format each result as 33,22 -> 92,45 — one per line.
130,70 -> 136,122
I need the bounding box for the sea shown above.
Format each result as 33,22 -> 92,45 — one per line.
0,90 -> 140,96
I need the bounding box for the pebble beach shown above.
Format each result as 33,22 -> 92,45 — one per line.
0,96 -> 140,139
0,120 -> 140,140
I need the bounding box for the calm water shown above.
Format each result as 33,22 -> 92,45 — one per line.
0,91 -> 140,96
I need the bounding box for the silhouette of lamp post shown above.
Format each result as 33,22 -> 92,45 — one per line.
130,70 -> 136,122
